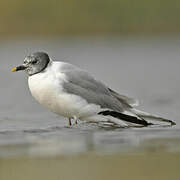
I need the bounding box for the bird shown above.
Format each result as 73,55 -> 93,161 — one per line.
12,52 -> 176,127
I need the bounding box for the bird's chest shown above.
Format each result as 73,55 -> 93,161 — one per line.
28,72 -> 99,118
28,73 -> 71,116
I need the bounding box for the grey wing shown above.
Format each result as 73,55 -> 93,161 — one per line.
108,89 -> 139,107
60,62 -> 135,111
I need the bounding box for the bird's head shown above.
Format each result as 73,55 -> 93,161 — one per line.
12,52 -> 50,76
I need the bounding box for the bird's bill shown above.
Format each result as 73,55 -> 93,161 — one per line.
12,65 -> 27,72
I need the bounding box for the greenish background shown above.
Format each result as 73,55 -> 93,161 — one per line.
0,0 -> 180,37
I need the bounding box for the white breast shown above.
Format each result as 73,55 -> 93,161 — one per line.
28,67 -> 66,115
28,62 -> 100,119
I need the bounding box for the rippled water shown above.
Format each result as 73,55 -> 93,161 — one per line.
0,36 -> 180,158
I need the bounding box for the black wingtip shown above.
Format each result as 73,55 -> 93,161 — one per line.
171,121 -> 176,126
98,110 -> 152,126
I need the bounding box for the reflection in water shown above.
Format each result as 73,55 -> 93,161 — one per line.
0,122 -> 179,157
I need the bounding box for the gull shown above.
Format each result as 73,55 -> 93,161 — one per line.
12,52 -> 176,127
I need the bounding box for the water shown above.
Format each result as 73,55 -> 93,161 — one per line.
0,36 -> 180,179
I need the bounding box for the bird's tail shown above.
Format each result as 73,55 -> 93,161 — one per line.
132,109 -> 176,126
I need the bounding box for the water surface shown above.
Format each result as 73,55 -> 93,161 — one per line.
0,36 -> 180,179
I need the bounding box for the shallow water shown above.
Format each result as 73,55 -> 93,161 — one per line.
0,36 -> 180,179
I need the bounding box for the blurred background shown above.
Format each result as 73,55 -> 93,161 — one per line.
0,1 -> 180,180
1,0 -> 180,37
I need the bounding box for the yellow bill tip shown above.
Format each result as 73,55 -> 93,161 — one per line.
12,67 -> 17,72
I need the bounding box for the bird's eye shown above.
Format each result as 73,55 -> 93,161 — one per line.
32,60 -> 38,64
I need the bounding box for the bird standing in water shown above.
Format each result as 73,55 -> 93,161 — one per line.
12,52 -> 176,127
